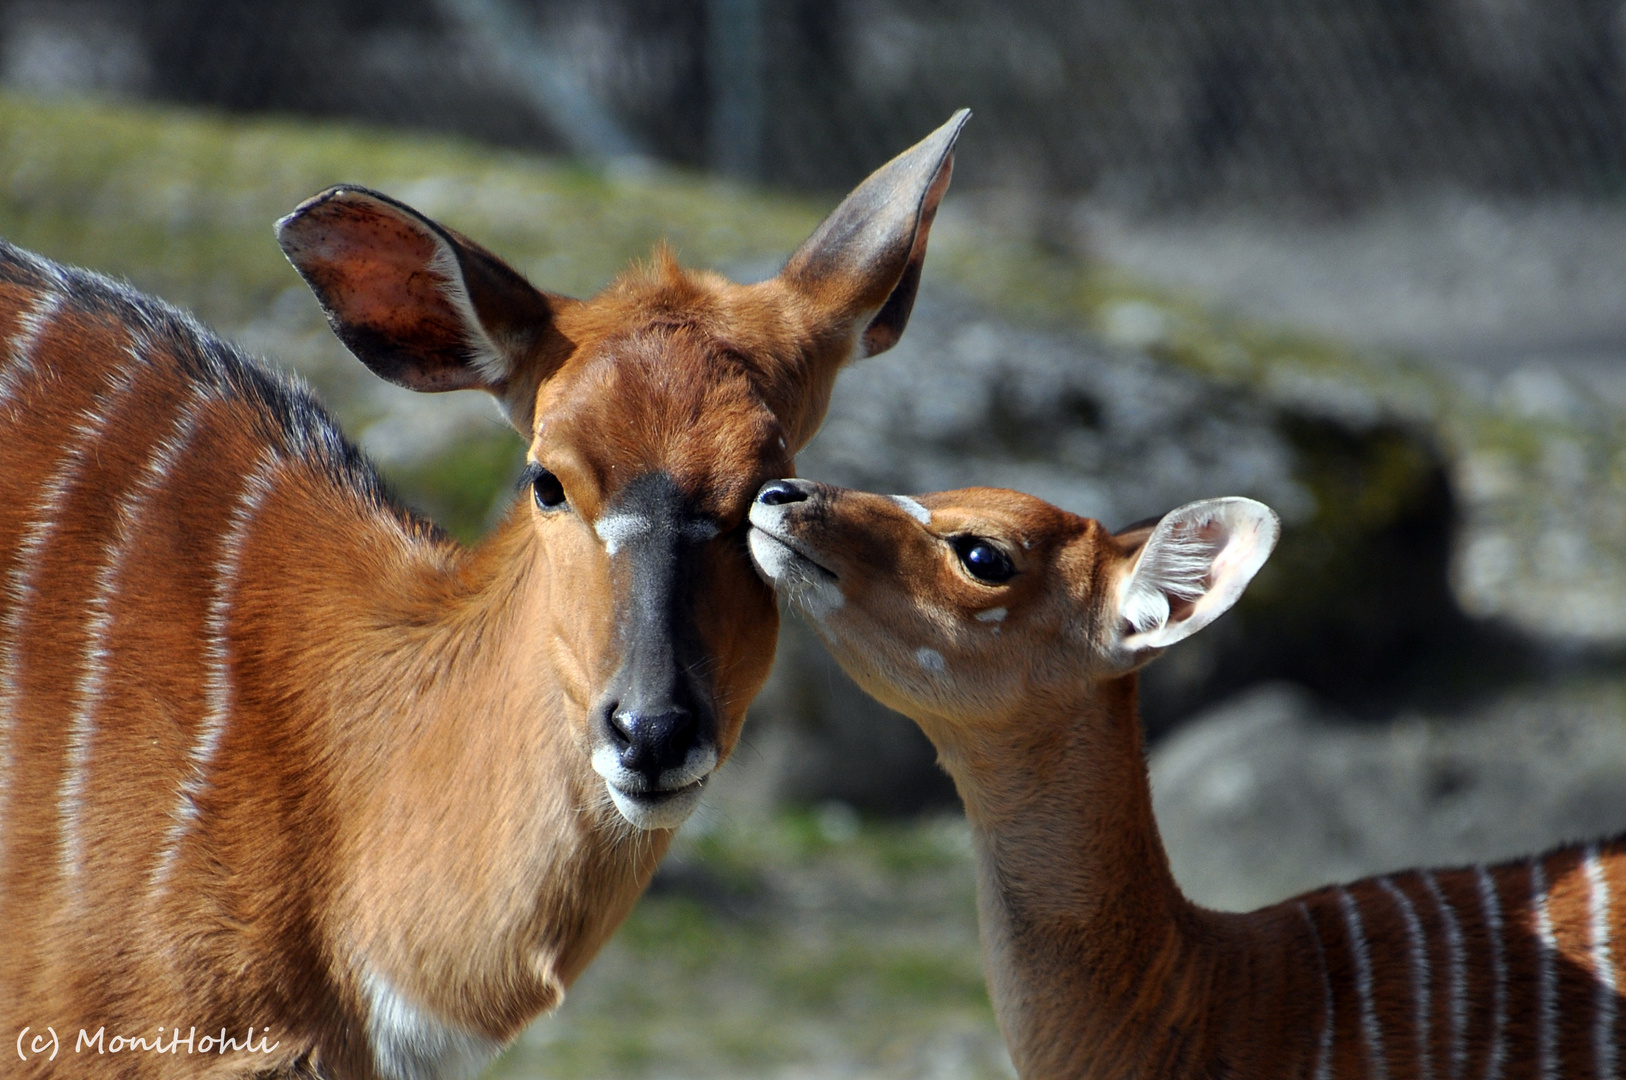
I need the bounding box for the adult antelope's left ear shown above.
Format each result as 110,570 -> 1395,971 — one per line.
276,186 -> 575,432
1112,497 -> 1280,656
773,109 -> 969,449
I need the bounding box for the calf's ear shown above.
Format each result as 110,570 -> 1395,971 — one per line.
1111,497 -> 1280,655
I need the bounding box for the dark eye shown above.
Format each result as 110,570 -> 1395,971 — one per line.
953,536 -> 1016,584
522,464 -> 567,510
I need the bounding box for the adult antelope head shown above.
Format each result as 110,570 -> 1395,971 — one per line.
0,113 -> 965,1079
279,109 -> 966,831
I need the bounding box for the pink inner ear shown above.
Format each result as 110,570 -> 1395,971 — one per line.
282,193 -> 494,392
304,207 -> 467,352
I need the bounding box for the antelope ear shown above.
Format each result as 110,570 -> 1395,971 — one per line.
781,109 -> 969,361
1113,498 -> 1280,653
277,186 -> 572,430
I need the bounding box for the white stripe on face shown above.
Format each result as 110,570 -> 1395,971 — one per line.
889,495 -> 931,524
595,511 -> 717,556
595,511 -> 652,557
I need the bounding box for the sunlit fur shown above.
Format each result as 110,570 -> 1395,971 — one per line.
752,481 -> 1626,1080
0,109 -> 967,1080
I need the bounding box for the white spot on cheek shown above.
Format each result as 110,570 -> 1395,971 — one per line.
916,647 -> 946,672
975,607 -> 1007,624
890,495 -> 931,524
595,512 -> 651,556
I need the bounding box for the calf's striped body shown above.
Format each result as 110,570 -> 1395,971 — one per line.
1288,848 -> 1622,1080
0,110 -> 968,1079
747,478 -> 1626,1080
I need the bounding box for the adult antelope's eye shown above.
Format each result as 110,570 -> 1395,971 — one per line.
523,464 -> 567,510
953,536 -> 1016,584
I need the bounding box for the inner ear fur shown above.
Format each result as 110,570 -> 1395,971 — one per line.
1114,497 -> 1280,653
780,109 -> 969,363
277,185 -> 573,430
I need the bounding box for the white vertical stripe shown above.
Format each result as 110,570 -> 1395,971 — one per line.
1477,867 -> 1507,1080
1422,872 -> 1468,1080
1340,887 -> 1389,1080
0,288 -> 63,868
0,288 -> 61,410
150,450 -> 281,892
1587,847 -> 1617,1080
1532,858 -> 1559,1080
0,364 -> 141,890
1299,902 -> 1334,1080
1379,877 -> 1432,1080
56,384 -> 205,888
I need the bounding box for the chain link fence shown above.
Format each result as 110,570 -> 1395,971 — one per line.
4,0 -> 1626,207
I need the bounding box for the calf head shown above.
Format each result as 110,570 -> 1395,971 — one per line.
747,479 -> 1279,733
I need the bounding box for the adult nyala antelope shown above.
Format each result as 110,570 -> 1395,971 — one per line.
749,478 -> 1626,1080
0,112 -> 969,1078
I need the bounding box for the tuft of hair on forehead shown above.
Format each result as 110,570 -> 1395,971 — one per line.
577,243 -> 741,345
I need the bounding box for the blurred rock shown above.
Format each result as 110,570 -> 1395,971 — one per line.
1152,681 -> 1626,912
1074,196 -> 1626,646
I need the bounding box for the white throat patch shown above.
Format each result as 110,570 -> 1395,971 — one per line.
362,970 -> 502,1080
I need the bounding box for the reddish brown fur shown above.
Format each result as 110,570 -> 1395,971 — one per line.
0,111 -> 969,1079
750,480 -> 1626,1080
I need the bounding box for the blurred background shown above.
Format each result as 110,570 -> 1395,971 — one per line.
5,1 -> 1626,1076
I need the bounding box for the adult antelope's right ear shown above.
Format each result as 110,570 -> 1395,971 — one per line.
1110,497 -> 1280,661
276,186 -> 576,433
772,109 -> 969,450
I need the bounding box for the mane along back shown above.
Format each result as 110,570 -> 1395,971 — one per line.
0,239 -> 438,545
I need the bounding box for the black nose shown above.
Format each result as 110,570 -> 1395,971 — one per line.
608,706 -> 701,783
757,479 -> 810,506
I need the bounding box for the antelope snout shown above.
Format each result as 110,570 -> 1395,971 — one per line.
591,698 -> 716,831
606,705 -> 704,785
756,478 -> 813,506
748,479 -> 843,618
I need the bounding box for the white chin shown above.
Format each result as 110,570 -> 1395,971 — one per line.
607,779 -> 707,831
747,528 -> 794,583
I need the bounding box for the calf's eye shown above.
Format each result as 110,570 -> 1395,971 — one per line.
954,536 -> 1016,584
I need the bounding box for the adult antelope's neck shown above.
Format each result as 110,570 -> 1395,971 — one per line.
940,677 -> 1308,1080
258,498 -> 662,1038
